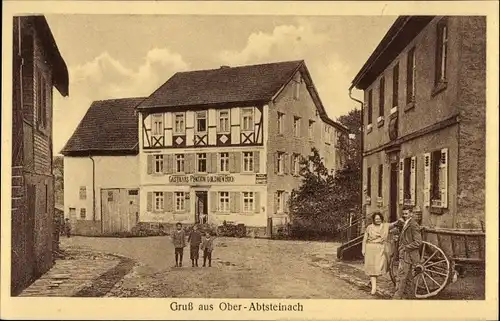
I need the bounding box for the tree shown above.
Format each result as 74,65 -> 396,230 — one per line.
287,108 -> 362,240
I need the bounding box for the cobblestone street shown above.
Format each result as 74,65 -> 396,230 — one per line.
59,236 -> 373,299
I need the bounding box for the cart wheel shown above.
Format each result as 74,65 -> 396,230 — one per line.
389,253 -> 399,286
413,241 -> 451,299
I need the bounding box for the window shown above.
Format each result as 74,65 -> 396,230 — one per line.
276,191 -> 284,213
174,192 -> 185,212
218,110 -> 230,132
196,111 -> 207,133
277,112 -> 284,134
36,68 -> 47,129
379,76 -> 385,117
219,152 -> 229,172
293,117 -> 301,137
218,192 -> 230,212
277,152 -> 284,174
241,108 -> 253,132
431,151 -> 441,204
367,90 -> 373,125
378,164 -> 383,198
292,154 -> 300,176
293,75 -> 301,100
435,18 -> 449,84
174,113 -> 185,134
242,192 -> 254,212
152,114 -> 163,136
366,167 -> 372,199
79,186 -> 87,200
403,158 -> 412,201
175,154 -> 184,173
197,153 -> 207,172
80,208 -> 86,219
128,189 -> 139,196
243,152 -> 254,172
392,63 -> 399,108
406,47 -> 416,104
308,120 -> 314,139
154,155 -> 164,173
154,192 -> 164,211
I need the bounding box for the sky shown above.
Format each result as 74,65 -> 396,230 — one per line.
46,14 -> 397,154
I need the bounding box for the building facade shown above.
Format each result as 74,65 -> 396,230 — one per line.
62,98 -> 144,236
11,16 -> 69,295
136,60 -> 348,236
351,16 -> 486,239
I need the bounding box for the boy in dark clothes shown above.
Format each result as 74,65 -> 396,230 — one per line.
172,222 -> 186,267
188,224 -> 202,267
201,232 -> 214,267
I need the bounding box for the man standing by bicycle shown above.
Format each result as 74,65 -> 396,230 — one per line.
393,207 -> 422,299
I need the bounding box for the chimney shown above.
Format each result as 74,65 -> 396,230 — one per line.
220,65 -> 231,69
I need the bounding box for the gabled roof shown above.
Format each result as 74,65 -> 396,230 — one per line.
136,60 -> 348,132
19,16 -> 69,97
351,16 -> 435,90
61,97 -> 145,156
136,60 -> 304,110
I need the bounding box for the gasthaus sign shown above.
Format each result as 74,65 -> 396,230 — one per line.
168,174 -> 236,184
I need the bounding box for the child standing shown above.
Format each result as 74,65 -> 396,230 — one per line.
188,224 -> 202,267
172,222 -> 186,267
201,232 -> 214,267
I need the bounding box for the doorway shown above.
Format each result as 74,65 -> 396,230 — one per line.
389,162 -> 398,222
195,191 -> 208,224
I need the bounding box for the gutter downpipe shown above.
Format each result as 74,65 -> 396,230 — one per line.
348,85 -> 364,226
89,155 -> 96,222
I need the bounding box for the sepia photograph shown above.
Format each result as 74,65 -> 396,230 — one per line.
1,1 -> 498,320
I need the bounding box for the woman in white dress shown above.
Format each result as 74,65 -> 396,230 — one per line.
362,212 -> 403,295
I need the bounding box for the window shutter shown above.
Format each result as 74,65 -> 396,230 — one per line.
147,192 -> 153,212
147,155 -> 153,174
254,192 -> 260,213
210,192 -> 217,212
410,156 -> 416,206
211,153 -> 218,173
254,151 -> 260,173
184,193 -> 191,213
398,159 -> 404,205
440,148 -> 448,208
186,153 -> 195,173
229,153 -> 237,173
234,192 -> 241,213
423,153 -> 431,207
164,154 -> 173,174
230,192 -> 236,212
165,192 -> 173,212
234,152 -> 241,173
207,152 -> 214,173
284,154 -> 289,175
274,192 -> 278,214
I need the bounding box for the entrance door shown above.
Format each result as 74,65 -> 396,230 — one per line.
101,189 -> 122,233
195,191 -> 208,224
127,189 -> 139,231
389,162 -> 398,222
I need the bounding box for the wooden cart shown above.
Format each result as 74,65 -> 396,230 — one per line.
388,226 -> 485,299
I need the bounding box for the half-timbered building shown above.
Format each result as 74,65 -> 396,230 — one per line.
11,16 -> 69,295
136,60 -> 348,236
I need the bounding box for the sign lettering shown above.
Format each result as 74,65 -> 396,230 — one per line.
168,175 -> 235,184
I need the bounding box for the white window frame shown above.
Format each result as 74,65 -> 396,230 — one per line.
196,110 -> 207,133
293,116 -> 301,137
276,190 -> 284,213
174,192 -> 185,212
438,21 -> 448,82
219,152 -> 229,172
277,112 -> 284,134
154,192 -> 164,211
174,113 -> 185,134
154,155 -> 164,173
151,114 -> 164,137
175,154 -> 184,173
277,152 -> 284,174
218,110 -> 230,133
241,108 -> 254,132
242,192 -> 255,213
243,152 -> 254,172
197,153 -> 207,173
218,191 -> 230,212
